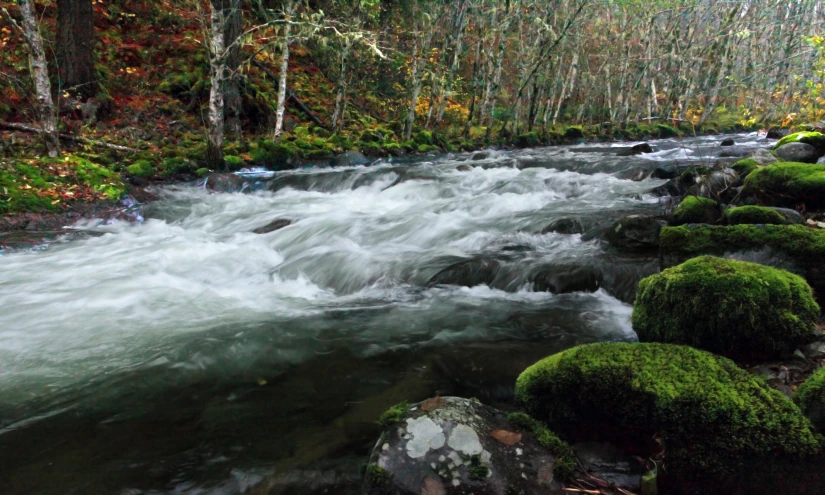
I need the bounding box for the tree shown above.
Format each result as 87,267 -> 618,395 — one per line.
56,0 -> 97,99
2,0 -> 60,157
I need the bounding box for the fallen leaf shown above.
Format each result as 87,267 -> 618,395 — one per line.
491,429 -> 522,446
421,396 -> 444,412
421,476 -> 445,495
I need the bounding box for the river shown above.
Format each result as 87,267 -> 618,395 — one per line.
0,133 -> 767,494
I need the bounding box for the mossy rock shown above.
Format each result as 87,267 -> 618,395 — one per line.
417,144 -> 439,153
655,123 -> 680,137
516,131 -> 540,148
660,224 -> 825,260
223,155 -> 245,171
563,126 -> 584,139
775,131 -> 825,153
724,205 -> 785,225
126,160 -> 154,177
250,140 -> 299,168
679,166 -> 711,187
161,156 -> 195,175
413,130 -> 434,146
515,342 -> 822,488
671,195 -> 720,225
797,368 -> 825,429
633,256 -> 818,360
744,162 -> 825,209
730,158 -> 759,178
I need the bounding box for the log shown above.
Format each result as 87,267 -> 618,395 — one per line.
251,60 -> 327,129
0,121 -> 137,152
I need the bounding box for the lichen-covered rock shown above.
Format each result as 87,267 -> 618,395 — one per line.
775,142 -> 821,163
744,162 -> 825,209
363,397 -> 573,495
671,196 -> 721,226
604,215 -> 665,250
633,256 -> 819,361
515,342 -> 823,491
750,148 -> 780,166
796,367 -> 825,430
687,168 -> 738,201
724,206 -> 786,225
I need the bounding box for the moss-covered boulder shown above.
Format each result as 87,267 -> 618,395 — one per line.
724,205 -> 786,225
743,162 -> 825,209
671,196 -> 721,225
633,256 -> 818,360
775,131 -> 825,153
515,342 -> 822,490
730,158 -> 758,178
797,368 -> 825,430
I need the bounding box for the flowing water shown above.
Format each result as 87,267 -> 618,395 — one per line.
0,134 -> 769,494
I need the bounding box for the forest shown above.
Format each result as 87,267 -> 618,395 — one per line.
5,1 -> 825,495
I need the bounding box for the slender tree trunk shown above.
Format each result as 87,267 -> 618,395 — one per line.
223,0 -> 242,137
17,0 -> 60,157
273,1 -> 296,139
206,1 -> 226,169
331,39 -> 351,132
57,0 -> 97,99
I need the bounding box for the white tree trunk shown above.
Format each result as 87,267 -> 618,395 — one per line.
18,0 -> 59,157
207,1 -> 226,168
274,1 -> 296,139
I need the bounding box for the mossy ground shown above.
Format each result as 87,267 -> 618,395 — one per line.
659,224 -> 825,259
514,342 -> 822,486
724,205 -> 786,225
633,256 -> 819,361
744,161 -> 825,209
671,195 -> 720,225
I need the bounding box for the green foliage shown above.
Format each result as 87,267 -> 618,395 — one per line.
417,144 -> 438,153
724,206 -> 786,225
515,342 -> 822,484
563,126 -> 584,139
223,155 -> 245,171
730,158 -> 759,178
633,256 -> 819,360
655,123 -> 680,137
161,156 -> 195,175
659,224 -> 825,259
378,401 -> 409,427
671,196 -> 720,225
775,132 -> 825,152
507,412 -> 576,479
196,167 -> 210,177
126,160 -> 154,177
744,162 -> 825,209
516,131 -> 540,148
796,368 -> 825,429
250,140 -> 299,168
413,131 -> 434,146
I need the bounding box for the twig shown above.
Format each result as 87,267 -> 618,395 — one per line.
0,121 -> 137,152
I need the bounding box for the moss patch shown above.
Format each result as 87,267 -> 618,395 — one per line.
775,131 -> 825,152
730,158 -> 759,178
724,205 -> 786,225
744,162 -> 825,209
660,224 -> 825,259
507,412 -> 576,479
378,401 -> 409,427
515,342 -> 821,485
797,367 -> 825,429
671,195 -> 720,225
633,256 -> 818,360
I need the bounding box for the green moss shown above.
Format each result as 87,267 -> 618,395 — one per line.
365,464 -> 392,486
417,144 -> 438,153
223,155 -> 245,171
125,160 -> 154,177
671,195 -> 720,225
516,131 -> 540,148
660,224 -> 825,259
467,455 -> 490,481
731,158 -> 759,178
744,162 -> 825,209
507,412 -> 576,479
378,401 -> 409,427
655,123 -> 680,137
162,156 -> 195,174
796,368 -> 825,429
515,342 -> 821,484
250,140 -> 298,168
633,256 -> 818,360
775,131 -> 825,152
413,130 -> 434,146
724,205 -> 785,225
293,126 -> 310,138
563,126 -> 584,139
196,167 -> 210,177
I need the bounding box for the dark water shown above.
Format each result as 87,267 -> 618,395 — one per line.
0,133 -> 770,494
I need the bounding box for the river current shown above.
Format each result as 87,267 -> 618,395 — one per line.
0,134 -> 768,494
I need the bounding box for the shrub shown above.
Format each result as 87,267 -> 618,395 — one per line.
633,256 -> 818,360
515,342 -> 821,486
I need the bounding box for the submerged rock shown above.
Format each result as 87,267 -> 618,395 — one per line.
427,258 -> 502,288
540,218 -> 583,235
615,143 -> 653,156
205,173 -> 246,193
253,218 -> 292,234
604,215 -> 665,250
531,264 -> 601,294
775,142 -> 821,163
364,397 -> 570,495
720,137 -> 735,146
332,151 -> 371,167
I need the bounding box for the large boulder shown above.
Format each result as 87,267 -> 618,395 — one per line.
604,215 -> 665,250
363,397 -> 574,495
671,196 -> 721,226
743,162 -> 825,209
515,342 -> 823,493
633,256 -> 819,361
205,173 -> 246,193
774,131 -> 825,154
750,148 -> 780,166
775,142 -> 821,163
687,168 -> 738,201
531,264 -> 601,294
